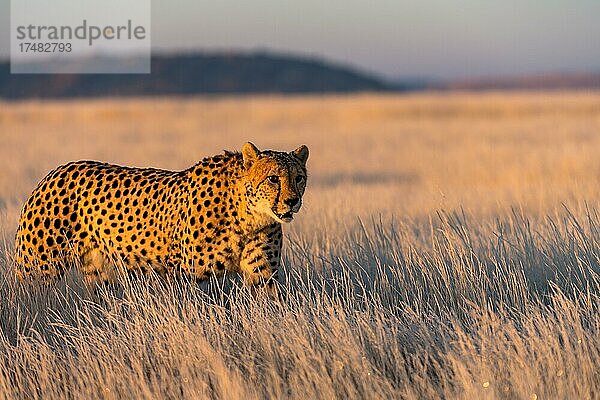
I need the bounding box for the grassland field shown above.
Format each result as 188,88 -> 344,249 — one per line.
0,92 -> 599,399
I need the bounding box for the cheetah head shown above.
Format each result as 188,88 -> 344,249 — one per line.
242,142 -> 309,223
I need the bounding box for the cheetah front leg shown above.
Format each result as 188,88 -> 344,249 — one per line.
240,224 -> 282,297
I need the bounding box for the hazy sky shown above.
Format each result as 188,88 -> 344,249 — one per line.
2,0 -> 600,79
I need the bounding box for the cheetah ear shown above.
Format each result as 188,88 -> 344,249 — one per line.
242,142 -> 260,169
292,145 -> 309,164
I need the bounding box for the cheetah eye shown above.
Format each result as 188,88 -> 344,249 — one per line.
295,175 -> 305,184
267,175 -> 279,184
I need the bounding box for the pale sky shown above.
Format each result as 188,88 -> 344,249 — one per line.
1,0 -> 600,79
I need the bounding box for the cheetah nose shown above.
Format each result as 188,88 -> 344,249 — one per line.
285,198 -> 299,208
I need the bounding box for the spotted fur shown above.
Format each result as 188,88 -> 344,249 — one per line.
14,142 -> 309,291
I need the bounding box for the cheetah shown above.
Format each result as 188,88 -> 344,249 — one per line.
14,142 -> 309,292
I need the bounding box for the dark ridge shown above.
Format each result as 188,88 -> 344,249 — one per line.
0,52 -> 395,99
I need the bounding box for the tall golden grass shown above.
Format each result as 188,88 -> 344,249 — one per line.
0,92 -> 599,399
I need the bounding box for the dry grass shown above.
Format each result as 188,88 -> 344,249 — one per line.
0,92 -> 599,399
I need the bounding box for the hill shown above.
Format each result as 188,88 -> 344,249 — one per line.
0,52 -> 392,99
3,52 -> 599,99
